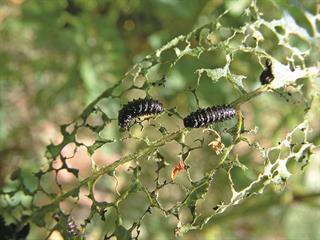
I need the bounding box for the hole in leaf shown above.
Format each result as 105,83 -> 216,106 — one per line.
275,25 -> 285,35
76,127 -> 97,146
288,33 -> 309,52
65,146 -> 92,178
94,175 -> 117,203
61,143 -> 77,159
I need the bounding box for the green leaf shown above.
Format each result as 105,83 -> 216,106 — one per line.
196,67 -> 227,83
46,143 -> 62,159
182,175 -> 213,209
114,225 -> 131,240
270,59 -> 317,89
155,35 -> 185,58
87,138 -> 115,155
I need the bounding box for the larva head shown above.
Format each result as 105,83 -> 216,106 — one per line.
183,115 -> 196,128
118,112 -> 132,129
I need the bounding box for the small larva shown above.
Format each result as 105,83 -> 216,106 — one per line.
0,216 -> 30,240
183,105 -> 236,128
260,59 -> 274,85
67,217 -> 80,237
118,98 -> 164,129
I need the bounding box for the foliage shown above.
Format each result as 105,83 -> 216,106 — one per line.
0,0 -> 319,239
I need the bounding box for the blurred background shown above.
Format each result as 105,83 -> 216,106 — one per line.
0,0 -> 319,239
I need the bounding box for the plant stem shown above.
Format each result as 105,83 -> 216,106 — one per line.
232,85 -> 270,107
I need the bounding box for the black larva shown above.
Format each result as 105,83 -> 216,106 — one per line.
0,216 -> 30,240
118,98 -> 164,129
67,217 -> 81,237
53,213 -> 81,237
260,59 -> 274,85
183,105 -> 236,128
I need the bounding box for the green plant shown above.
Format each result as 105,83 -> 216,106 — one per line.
1,0 -> 319,239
